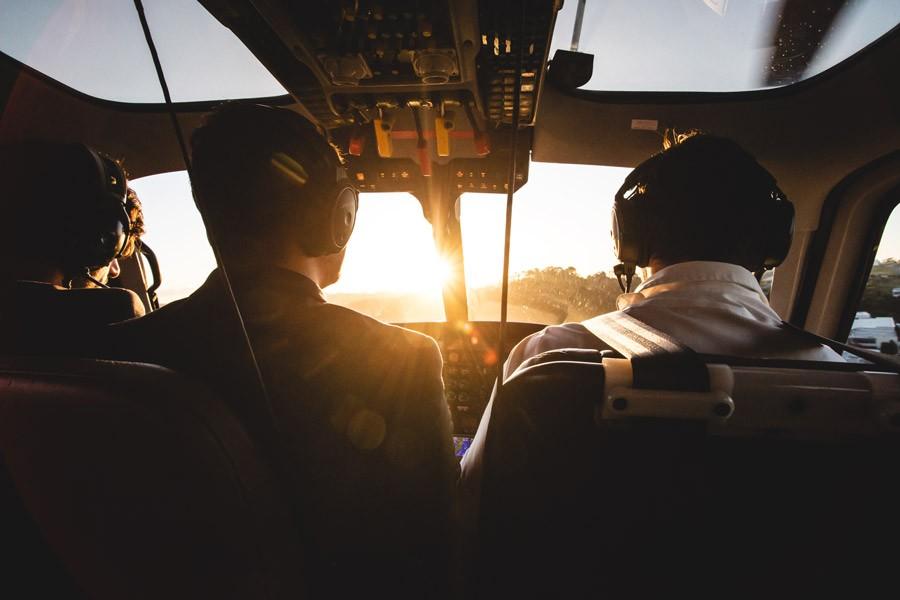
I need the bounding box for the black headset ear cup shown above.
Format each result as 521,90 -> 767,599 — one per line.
611,152 -> 669,268
69,205 -> 130,269
611,202 -> 639,266
761,197 -> 795,269
329,184 -> 358,252
64,147 -> 131,271
295,176 -> 358,257
612,183 -> 654,268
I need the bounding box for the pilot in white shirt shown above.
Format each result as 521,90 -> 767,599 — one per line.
460,134 -> 844,557
504,260 -> 843,380
503,133 -> 844,377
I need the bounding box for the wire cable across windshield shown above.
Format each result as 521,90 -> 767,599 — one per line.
131,0 -> 275,424
495,1 -> 527,395
130,0 -> 310,555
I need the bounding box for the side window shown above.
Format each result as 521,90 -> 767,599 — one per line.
759,269 -> 774,299
129,172 -> 216,305
846,203 -> 900,358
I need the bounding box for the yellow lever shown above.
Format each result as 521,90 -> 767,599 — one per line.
373,117 -> 393,158
435,112 -> 453,157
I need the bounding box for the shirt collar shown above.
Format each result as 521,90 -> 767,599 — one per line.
637,261 -> 763,293
617,261 -> 768,309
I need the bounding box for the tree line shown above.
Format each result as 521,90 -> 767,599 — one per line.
475,266 -> 640,323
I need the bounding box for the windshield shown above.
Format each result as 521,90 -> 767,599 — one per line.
0,0 -> 286,102
329,193 -> 447,323
130,173 -> 447,321
131,163 -> 633,325
551,0 -> 900,92
462,161 -> 632,323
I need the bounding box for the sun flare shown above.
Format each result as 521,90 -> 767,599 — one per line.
328,193 -> 457,297
433,256 -> 454,287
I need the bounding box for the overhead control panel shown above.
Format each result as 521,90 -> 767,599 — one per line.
300,2 -> 459,87
199,0 -> 560,188
476,0 -> 557,126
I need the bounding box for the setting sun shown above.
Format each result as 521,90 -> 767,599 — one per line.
330,192 -> 451,296
131,163 -> 630,308
433,256 -> 454,287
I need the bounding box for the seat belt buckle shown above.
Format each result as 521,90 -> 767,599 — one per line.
596,358 -> 735,424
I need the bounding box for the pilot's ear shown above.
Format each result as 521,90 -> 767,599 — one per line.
108,258 -> 121,280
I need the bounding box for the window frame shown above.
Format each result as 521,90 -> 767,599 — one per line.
1,49 -> 292,114
793,152 -> 900,340
836,192 -> 900,344
548,23 -> 900,102
790,153 -> 900,326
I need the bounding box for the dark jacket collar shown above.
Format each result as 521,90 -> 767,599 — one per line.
197,266 -> 327,305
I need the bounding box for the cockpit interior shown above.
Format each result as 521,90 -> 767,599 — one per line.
1,0 -> 899,597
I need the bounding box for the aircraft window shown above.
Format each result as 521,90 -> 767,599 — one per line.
759,269 -> 774,299
461,161 -> 631,323
131,174 -> 445,320
846,203 -> 900,360
0,0 -> 285,103
129,172 -> 216,305
329,193 -> 446,323
551,0 -> 900,92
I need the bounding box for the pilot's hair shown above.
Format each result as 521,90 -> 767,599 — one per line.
119,188 -> 144,259
190,102 -> 343,252
635,133 -> 779,269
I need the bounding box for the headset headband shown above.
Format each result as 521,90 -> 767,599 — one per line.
194,104 -> 358,257
611,136 -> 794,275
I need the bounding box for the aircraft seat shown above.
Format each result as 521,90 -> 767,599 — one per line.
0,356 -> 306,600
469,357 -> 900,597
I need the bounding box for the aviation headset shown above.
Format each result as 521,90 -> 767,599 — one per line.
277,150 -> 359,257
196,104 -> 358,257
611,136 -> 795,274
271,132 -> 358,257
62,144 -> 132,271
305,169 -> 359,257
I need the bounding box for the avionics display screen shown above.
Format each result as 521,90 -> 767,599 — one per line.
453,436 -> 473,458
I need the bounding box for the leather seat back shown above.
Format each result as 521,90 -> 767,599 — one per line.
0,357 -> 306,600
473,360 -> 900,597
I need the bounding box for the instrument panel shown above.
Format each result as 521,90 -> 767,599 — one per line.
401,321 -> 545,436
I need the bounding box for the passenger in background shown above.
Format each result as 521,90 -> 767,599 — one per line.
74,188 -> 145,289
100,104 -> 458,598
0,141 -> 145,354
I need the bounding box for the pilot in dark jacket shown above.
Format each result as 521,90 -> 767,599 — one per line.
99,104 -> 458,598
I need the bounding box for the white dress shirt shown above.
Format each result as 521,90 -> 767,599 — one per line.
504,260 -> 843,380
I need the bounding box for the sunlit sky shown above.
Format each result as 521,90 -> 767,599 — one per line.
131,160 -> 900,307
3,0 -> 899,308
556,0 -> 900,92
4,0 -> 898,98
129,162 -> 629,303
0,0 -> 286,102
